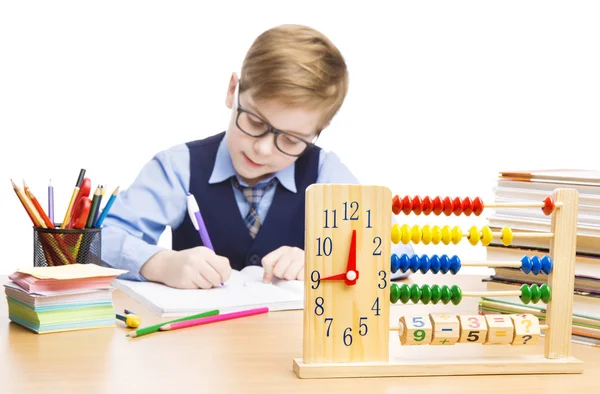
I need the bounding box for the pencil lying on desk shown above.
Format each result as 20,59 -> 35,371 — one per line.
126,309 -> 220,338
159,307 -> 269,331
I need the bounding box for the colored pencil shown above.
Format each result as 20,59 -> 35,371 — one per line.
126,309 -> 220,338
94,186 -> 119,227
159,307 -> 269,331
61,168 -> 86,229
85,186 -> 102,228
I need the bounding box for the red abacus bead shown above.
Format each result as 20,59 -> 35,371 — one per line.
412,196 -> 423,215
462,197 -> 473,216
402,195 -> 413,215
472,197 -> 484,216
392,195 -> 402,215
542,196 -> 555,215
452,197 -> 463,216
432,196 -> 444,215
422,196 -> 433,215
443,196 -> 454,216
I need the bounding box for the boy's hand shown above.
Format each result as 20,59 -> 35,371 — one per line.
141,247 -> 231,289
261,246 -> 304,282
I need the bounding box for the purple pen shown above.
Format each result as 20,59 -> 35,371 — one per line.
48,179 -> 54,224
186,193 -> 214,251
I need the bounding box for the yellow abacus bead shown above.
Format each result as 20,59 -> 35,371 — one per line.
501,226 -> 513,246
401,224 -> 412,244
431,225 -> 442,244
481,226 -> 493,246
391,224 -> 401,244
468,226 -> 480,246
421,225 -> 433,245
411,225 -> 422,244
441,225 -> 452,245
451,226 -> 462,245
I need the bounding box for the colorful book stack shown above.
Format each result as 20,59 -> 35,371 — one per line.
3,264 -> 127,334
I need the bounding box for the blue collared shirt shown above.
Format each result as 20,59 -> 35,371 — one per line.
101,136 -> 412,280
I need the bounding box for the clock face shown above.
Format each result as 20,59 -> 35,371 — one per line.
302,184 -> 392,363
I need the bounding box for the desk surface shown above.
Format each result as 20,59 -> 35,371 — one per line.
1,274 -> 598,393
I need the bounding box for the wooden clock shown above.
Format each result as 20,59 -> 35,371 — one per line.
301,183 -> 392,363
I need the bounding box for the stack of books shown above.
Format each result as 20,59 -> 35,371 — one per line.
3,264 -> 127,334
481,169 -> 600,346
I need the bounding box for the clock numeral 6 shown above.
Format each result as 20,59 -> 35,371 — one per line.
314,296 -> 325,316
310,270 -> 320,289
343,327 -> 353,346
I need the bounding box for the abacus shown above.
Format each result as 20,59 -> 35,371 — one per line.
293,185 -> 582,379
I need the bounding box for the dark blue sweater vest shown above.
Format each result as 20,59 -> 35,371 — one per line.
171,132 -> 320,271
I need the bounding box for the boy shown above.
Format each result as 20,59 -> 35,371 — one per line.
101,24 -> 412,289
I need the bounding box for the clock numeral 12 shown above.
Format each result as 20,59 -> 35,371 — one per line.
343,201 -> 359,220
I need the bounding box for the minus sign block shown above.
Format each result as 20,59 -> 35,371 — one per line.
430,313 -> 459,346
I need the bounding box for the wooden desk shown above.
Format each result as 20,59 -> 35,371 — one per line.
1,274 -> 598,393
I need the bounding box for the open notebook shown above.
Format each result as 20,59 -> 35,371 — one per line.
111,266 -> 304,317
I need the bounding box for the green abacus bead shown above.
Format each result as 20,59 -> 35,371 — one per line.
400,284 -> 411,304
540,284 -> 552,303
440,285 -> 452,305
390,283 -> 400,304
420,285 -> 432,304
530,284 -> 541,303
430,285 -> 442,304
519,284 -> 532,304
410,284 -> 422,304
450,285 -> 462,305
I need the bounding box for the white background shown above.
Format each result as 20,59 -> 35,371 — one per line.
1,1 -> 598,275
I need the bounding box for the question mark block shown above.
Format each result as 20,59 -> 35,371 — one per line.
510,314 -> 541,346
458,315 -> 488,344
399,315 -> 432,345
483,315 -> 514,345
430,313 -> 460,346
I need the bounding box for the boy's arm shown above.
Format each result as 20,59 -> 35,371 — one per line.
316,150 -> 415,279
101,145 -> 189,281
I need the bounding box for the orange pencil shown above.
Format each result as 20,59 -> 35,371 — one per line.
23,181 -> 76,265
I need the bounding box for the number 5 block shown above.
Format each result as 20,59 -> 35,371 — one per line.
458,315 -> 487,344
399,315 -> 432,345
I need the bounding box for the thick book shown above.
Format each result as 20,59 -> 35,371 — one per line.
111,266 -> 304,317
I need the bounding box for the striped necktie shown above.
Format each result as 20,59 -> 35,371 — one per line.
232,177 -> 278,238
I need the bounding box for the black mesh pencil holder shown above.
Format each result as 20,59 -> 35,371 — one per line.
33,226 -> 102,267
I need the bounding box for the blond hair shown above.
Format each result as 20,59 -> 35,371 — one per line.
240,24 -> 348,130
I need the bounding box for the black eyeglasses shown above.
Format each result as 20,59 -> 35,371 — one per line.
235,99 -> 318,157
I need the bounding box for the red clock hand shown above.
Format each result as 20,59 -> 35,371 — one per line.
320,273 -> 347,281
345,229 -> 358,286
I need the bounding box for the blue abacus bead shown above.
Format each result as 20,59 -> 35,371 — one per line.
439,254 -> 450,274
449,255 -> 461,275
520,256 -> 532,274
410,254 -> 420,273
419,255 -> 431,274
391,254 -> 400,273
531,256 -> 542,275
399,254 -> 411,273
541,256 -> 553,274
430,255 -> 441,274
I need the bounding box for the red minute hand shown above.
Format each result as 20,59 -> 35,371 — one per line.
345,229 -> 358,286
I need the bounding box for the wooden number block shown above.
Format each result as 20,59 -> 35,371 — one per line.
400,315 -> 432,345
429,313 -> 459,346
484,315 -> 514,345
510,314 -> 541,346
458,315 -> 487,344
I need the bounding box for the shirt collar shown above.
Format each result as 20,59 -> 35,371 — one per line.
208,136 -> 297,193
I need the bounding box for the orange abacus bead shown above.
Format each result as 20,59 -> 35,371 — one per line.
443,196 -> 454,216
392,195 -> 402,215
402,196 -> 413,215
412,196 -> 423,215
432,196 -> 444,215
472,197 -> 484,216
462,197 -> 473,216
452,197 -> 463,215
542,196 -> 555,215
422,196 -> 433,215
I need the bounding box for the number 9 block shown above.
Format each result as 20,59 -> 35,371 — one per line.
399,315 -> 432,345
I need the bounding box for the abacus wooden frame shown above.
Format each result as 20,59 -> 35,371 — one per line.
293,186 -> 583,379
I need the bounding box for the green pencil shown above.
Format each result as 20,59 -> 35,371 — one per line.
126,309 -> 220,338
